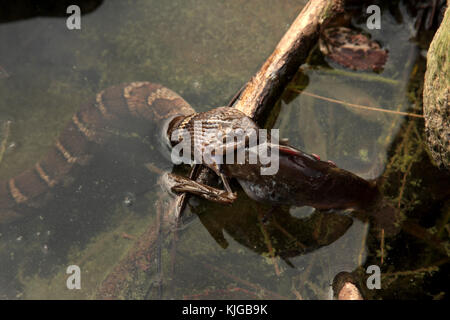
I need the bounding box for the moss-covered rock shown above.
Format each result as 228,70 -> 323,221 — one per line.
423,5 -> 450,169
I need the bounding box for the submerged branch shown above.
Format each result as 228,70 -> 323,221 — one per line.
233,0 -> 344,121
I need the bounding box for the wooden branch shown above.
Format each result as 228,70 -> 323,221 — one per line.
234,0 -> 344,121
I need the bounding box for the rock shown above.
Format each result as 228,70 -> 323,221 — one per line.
332,271 -> 364,300
423,5 -> 450,169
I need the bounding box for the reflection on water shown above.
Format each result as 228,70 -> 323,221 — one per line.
0,1 -> 447,299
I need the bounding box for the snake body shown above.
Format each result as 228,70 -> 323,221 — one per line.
0,82 -> 195,223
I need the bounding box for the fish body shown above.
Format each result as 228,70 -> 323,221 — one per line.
223,149 -> 380,210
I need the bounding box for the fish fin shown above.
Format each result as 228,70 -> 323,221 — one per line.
278,144 -> 303,156
277,144 -> 323,162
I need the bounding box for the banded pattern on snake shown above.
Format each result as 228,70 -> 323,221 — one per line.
0,82 -> 195,223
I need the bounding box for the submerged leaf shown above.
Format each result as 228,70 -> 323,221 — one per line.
319,27 -> 388,72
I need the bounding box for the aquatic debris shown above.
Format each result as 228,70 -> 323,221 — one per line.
319,27 -> 388,72
122,192 -> 136,207
291,89 -> 424,119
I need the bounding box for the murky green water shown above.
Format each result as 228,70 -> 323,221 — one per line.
0,0 -> 448,299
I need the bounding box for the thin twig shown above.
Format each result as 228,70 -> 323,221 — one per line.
397,161 -> 414,209
271,218 -> 307,251
144,162 -> 165,175
258,212 -> 281,276
0,120 -> 11,164
291,285 -> 304,300
303,66 -> 400,85
383,265 -> 440,278
296,254 -> 317,294
357,222 -> 369,267
291,89 -> 424,119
